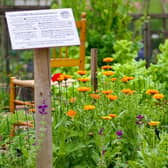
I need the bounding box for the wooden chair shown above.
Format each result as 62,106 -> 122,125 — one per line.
9,12 -> 86,113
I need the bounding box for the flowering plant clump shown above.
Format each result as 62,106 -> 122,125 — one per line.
2,43 -> 168,168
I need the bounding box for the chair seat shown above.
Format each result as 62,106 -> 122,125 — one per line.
13,79 -> 34,88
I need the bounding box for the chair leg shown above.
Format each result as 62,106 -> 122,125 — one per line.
10,77 -> 16,113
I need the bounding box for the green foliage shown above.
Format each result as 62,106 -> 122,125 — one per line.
112,40 -> 139,64
51,0 -> 142,66
146,40 -> 168,94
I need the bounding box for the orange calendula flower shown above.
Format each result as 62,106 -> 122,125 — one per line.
63,74 -> 72,80
90,93 -> 101,99
108,114 -> 117,118
148,121 -> 160,126
102,71 -> 115,76
57,75 -> 65,82
101,65 -> 112,70
66,110 -> 77,118
77,70 -> 87,75
103,57 -> 114,62
153,93 -> 164,100
101,116 -> 112,120
77,78 -> 90,82
69,97 -> 76,103
121,89 -> 135,95
121,76 -> 134,82
102,90 -> 113,95
146,89 -> 159,95
84,105 -> 96,110
77,87 -> 91,92
107,94 -> 118,101
111,78 -> 117,81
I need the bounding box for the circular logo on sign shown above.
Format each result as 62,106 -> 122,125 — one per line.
60,11 -> 70,18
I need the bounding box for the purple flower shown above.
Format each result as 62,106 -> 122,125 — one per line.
116,130 -> 123,137
38,101 -> 48,115
136,115 -> 144,120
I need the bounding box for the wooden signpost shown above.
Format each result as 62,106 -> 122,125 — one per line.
5,9 -> 80,168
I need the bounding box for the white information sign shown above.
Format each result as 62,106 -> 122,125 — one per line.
5,8 -> 80,50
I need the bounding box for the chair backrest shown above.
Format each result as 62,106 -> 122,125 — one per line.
50,12 -> 86,70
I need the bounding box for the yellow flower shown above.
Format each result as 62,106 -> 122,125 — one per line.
101,116 -> 112,120
102,71 -> 115,76
66,110 -> 77,118
103,57 -> 114,62
84,105 -> 96,110
77,87 -> 91,92
153,93 -> 164,100
148,121 -> 160,126
106,94 -> 118,101
146,89 -> 159,95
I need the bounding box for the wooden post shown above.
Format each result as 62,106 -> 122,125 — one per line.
34,48 -> 52,168
144,21 -> 151,68
9,77 -> 16,113
91,48 -> 98,92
